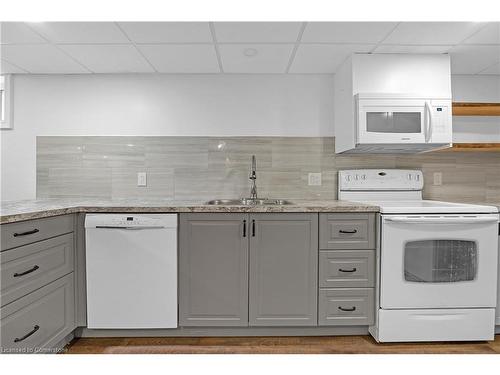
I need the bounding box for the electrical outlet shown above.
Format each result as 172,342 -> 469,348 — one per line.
433,172 -> 442,186
137,172 -> 147,187
308,173 -> 322,186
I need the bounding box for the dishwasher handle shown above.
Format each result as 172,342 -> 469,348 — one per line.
385,216 -> 498,225
94,225 -> 166,230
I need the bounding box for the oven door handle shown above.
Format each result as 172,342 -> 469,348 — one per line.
384,216 -> 498,224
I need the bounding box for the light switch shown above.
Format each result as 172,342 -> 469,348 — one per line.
308,173 -> 322,186
433,172 -> 442,186
137,172 -> 147,187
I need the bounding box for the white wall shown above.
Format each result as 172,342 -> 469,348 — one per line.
451,75 -> 500,142
0,74 -> 334,201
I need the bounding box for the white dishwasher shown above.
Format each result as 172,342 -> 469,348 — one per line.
85,214 -> 177,329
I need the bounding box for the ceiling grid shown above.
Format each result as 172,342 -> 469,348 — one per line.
0,22 -> 498,75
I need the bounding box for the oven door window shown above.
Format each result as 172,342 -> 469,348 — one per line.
404,240 -> 477,283
366,112 -> 421,133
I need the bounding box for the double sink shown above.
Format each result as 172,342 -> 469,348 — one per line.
206,198 -> 293,206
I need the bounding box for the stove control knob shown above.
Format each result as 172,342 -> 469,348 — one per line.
346,175 -> 351,182
354,174 -> 359,180
408,174 -> 412,180
362,174 -> 366,180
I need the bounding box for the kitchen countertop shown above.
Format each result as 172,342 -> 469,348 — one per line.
0,198 -> 380,224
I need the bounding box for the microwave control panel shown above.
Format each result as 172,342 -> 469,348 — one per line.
432,104 -> 450,134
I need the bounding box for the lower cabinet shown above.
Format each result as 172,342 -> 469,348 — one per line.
179,213 -> 249,326
0,273 -> 75,353
249,213 -> 318,326
179,213 -> 318,327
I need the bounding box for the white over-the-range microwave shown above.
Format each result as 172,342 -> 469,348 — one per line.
346,93 -> 453,153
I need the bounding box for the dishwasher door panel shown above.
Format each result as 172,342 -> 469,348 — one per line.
85,214 -> 177,329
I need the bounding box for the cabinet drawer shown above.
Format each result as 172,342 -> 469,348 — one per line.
319,213 -> 375,249
318,288 -> 374,326
1,234 -> 74,306
319,250 -> 375,288
0,273 -> 75,353
1,215 -> 74,251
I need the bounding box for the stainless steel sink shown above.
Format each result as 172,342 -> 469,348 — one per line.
206,198 -> 293,206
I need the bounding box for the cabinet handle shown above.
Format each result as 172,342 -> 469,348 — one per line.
338,267 -> 357,273
13,228 -> 39,237
14,325 -> 40,343
252,220 -> 255,237
13,265 -> 40,277
243,220 -> 247,237
338,306 -> 356,312
339,229 -> 357,234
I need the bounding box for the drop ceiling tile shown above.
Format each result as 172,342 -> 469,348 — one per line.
1,59 -> 28,73
137,44 -> 219,73
59,44 -> 154,73
118,22 -> 212,43
478,62 -> 500,75
218,44 -> 294,73
0,22 -> 47,44
289,44 -> 373,73
29,22 -> 129,44
214,22 -> 302,43
373,45 -> 452,54
449,45 -> 500,74
463,23 -> 500,44
1,44 -> 88,73
302,22 -> 397,44
383,22 -> 485,45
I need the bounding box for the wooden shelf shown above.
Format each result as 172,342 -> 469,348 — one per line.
452,102 -> 500,116
439,143 -> 500,152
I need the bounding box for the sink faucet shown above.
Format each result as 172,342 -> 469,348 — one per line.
249,155 -> 257,200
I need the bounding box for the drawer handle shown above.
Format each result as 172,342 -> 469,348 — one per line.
338,267 -> 357,273
243,220 -> 247,237
14,325 -> 40,343
13,228 -> 40,237
339,229 -> 357,234
338,306 -> 356,312
13,265 -> 40,277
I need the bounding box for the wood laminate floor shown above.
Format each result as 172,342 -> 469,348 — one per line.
64,335 -> 500,354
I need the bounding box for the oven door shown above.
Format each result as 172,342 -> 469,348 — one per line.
380,214 -> 498,309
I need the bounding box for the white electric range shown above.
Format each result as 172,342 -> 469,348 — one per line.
339,169 -> 499,342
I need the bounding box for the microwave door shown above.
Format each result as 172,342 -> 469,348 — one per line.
358,106 -> 427,144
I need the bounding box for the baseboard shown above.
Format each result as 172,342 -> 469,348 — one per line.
76,326 -> 369,338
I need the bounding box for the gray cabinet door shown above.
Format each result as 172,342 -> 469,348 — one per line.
249,213 -> 318,326
179,213 -> 249,327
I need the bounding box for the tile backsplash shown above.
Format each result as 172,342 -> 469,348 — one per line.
37,136 -> 500,203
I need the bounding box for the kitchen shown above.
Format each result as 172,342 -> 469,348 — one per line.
1,2 -> 500,371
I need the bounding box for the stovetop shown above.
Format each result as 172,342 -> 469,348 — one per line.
352,199 -> 499,214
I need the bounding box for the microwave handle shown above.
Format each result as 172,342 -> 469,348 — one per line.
424,101 -> 433,143
385,216 -> 498,224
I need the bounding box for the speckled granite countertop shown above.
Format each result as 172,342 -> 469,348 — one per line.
0,198 -> 380,224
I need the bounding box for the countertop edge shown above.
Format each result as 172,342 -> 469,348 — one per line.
0,204 -> 381,224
